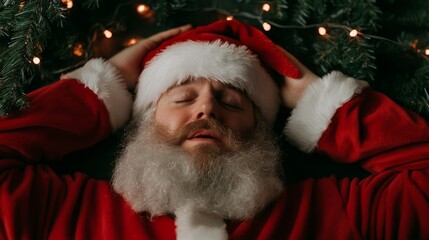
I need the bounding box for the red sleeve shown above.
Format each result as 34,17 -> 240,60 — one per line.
0,58 -> 132,163
318,88 -> 429,172
319,89 -> 429,238
284,71 -> 429,238
0,60 -> 136,239
0,79 -> 112,163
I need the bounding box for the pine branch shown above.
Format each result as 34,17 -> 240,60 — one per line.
310,0 -> 379,81
0,0 -> 428,120
0,4 -> 16,37
147,0 -> 191,24
0,0 -> 67,116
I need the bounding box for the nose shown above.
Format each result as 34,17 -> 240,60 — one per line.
195,95 -> 220,120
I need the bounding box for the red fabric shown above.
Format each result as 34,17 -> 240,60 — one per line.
1,80 -> 428,239
142,20 -> 301,79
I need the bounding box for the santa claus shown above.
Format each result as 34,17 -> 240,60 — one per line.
112,21 -> 291,238
0,19 -> 428,240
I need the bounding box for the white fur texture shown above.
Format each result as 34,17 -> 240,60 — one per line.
283,71 -> 369,152
133,40 -> 280,125
61,58 -> 133,131
112,115 -> 283,219
175,205 -> 228,240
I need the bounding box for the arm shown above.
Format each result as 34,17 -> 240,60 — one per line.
279,49 -> 429,238
0,25 -> 191,163
0,79 -> 114,162
283,68 -> 429,172
0,25 -> 192,240
278,46 -> 429,171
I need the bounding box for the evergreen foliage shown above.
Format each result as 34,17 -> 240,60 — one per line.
0,0 -> 428,119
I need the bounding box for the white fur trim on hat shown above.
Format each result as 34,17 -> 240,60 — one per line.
133,40 -> 280,125
283,71 -> 369,152
175,205 -> 228,240
61,58 -> 133,131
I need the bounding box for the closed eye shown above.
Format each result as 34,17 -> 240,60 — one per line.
175,98 -> 195,104
221,101 -> 242,110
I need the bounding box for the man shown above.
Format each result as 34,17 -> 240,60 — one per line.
0,19 -> 428,240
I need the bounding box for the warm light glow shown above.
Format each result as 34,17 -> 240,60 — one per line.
61,0 -> 73,9
262,3 -> 271,12
128,38 -> 137,46
73,43 -> 84,56
103,30 -> 113,39
318,27 -> 327,36
67,1 -> 73,9
425,48 -> 429,56
349,29 -> 358,37
137,4 -> 149,14
226,16 -> 234,21
262,22 -> 271,31
411,40 -> 418,49
19,2 -> 25,9
32,57 -> 41,65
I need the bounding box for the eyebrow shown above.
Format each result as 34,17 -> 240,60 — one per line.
165,78 -> 250,99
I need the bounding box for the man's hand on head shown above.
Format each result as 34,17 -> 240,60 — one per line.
108,24 -> 192,91
277,46 -> 320,109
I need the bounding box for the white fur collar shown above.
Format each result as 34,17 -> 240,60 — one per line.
175,205 -> 228,240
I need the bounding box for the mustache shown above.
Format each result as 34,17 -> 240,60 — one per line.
155,119 -> 248,149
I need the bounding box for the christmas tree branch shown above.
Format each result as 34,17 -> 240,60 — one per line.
0,0 -> 66,115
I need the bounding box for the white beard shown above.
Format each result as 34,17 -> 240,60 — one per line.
112,116 -> 283,220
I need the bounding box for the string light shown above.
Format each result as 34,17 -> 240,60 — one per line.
226,16 -> 234,21
61,0 -> 73,9
127,38 -> 138,46
67,1 -> 73,9
137,4 -> 149,14
349,29 -> 358,37
103,30 -> 113,39
32,57 -> 41,65
262,22 -> 271,31
262,3 -> 271,12
410,40 -> 418,49
425,48 -> 429,56
210,8 -> 427,58
318,27 -> 327,36
73,43 -> 84,56
19,2 -> 25,9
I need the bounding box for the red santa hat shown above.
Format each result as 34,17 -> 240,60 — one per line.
133,19 -> 301,125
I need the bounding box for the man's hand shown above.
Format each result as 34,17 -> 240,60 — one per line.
277,47 -> 320,109
108,24 -> 192,90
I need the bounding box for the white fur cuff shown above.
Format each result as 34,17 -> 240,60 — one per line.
283,71 -> 369,152
175,205 -> 228,240
61,58 -> 133,131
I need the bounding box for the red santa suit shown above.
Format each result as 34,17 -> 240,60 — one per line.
0,59 -> 428,240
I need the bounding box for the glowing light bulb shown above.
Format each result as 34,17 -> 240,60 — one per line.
349,29 -> 358,37
262,3 -> 271,12
73,43 -> 84,56
262,22 -> 271,31
137,4 -> 149,14
32,57 -> 41,65
226,16 -> 234,21
61,0 -> 73,9
128,38 -> 137,46
425,48 -> 429,56
103,30 -> 113,39
318,27 -> 327,36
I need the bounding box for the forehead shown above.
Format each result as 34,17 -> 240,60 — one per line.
164,77 -> 247,95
